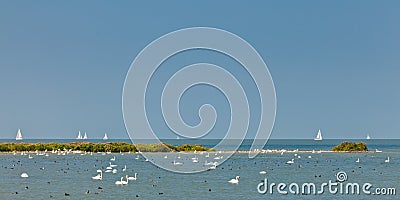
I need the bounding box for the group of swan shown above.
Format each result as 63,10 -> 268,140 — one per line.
115,177 -> 128,185
356,157 -> 390,163
115,174 -> 137,185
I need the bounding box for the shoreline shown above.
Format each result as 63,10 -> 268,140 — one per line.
0,149 -> 377,155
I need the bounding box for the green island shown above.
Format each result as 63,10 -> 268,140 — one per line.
332,141 -> 368,152
0,142 -> 212,153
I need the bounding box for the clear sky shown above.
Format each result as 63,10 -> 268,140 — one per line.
0,1 -> 399,139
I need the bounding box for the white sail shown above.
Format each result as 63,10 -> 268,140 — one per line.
103,133 -> 108,140
83,132 -> 88,140
314,129 -> 322,141
16,129 -> 23,140
366,134 -> 371,140
76,131 -> 82,140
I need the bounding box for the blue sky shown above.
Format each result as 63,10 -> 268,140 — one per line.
0,1 -> 399,139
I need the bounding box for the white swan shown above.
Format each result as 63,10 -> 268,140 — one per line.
385,157 -> 390,163
109,162 -> 117,167
135,155 -> 139,160
28,155 -> 33,159
110,156 -> 116,161
173,160 -> 183,165
259,171 -> 267,174
122,165 -> 126,172
209,164 -> 217,170
127,173 -> 137,180
375,149 -> 382,153
92,170 -> 102,180
214,156 -> 222,160
122,176 -> 129,185
204,161 -> 216,166
164,155 -> 168,159
286,159 -> 294,164
112,169 -> 118,174
356,158 -> 360,163
115,177 -> 124,185
20,173 -> 29,178
228,176 -> 240,184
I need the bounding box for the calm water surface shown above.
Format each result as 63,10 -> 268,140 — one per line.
0,139 -> 398,199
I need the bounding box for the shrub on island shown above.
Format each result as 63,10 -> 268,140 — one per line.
0,142 -> 212,153
333,141 -> 368,152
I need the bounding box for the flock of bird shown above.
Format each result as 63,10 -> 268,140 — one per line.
91,155 -> 138,185
15,148 -> 393,191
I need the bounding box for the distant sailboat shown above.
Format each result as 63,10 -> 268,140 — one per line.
366,134 -> 371,140
76,131 -> 82,140
103,133 -> 108,140
314,129 -> 323,141
83,132 -> 88,140
16,129 -> 23,140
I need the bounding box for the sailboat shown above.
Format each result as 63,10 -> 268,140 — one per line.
83,132 -> 88,140
76,131 -> 82,140
314,129 -> 323,141
366,134 -> 371,140
103,133 -> 108,140
16,129 -> 23,140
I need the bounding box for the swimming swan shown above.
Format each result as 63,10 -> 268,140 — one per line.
228,176 -> 240,184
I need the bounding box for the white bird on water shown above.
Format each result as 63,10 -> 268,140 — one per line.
92,170 -> 102,180
20,173 -> 29,178
228,176 -> 240,184
127,173 -> 137,180
122,165 -> 127,172
286,159 -> 294,164
259,171 -> 267,174
173,160 -> 183,166
385,157 -> 390,163
356,158 -> 360,163
115,177 -> 124,185
121,177 -> 129,185
110,156 -> 116,161
209,163 -> 217,170
109,162 -> 117,168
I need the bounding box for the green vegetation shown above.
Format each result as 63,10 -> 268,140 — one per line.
0,142 -> 212,153
333,141 -> 368,152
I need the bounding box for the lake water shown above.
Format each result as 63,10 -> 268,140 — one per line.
0,139 -> 398,199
